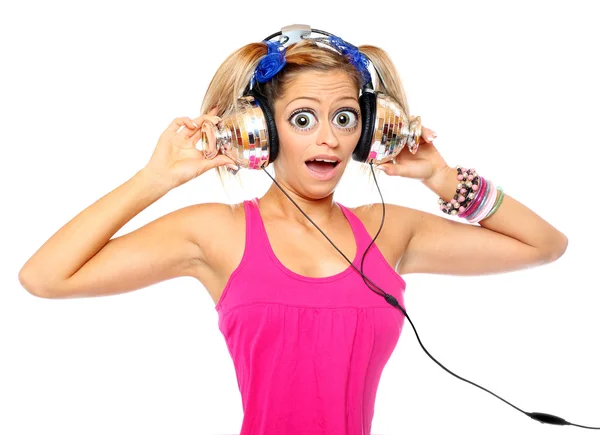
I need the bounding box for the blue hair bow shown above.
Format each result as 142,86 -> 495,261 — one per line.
253,40 -> 287,85
328,35 -> 372,86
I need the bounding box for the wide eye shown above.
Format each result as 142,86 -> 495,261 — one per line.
289,111 -> 317,130
333,110 -> 359,129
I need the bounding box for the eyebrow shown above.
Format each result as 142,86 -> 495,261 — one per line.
284,96 -> 359,109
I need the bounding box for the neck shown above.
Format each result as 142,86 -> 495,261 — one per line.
259,183 -> 338,227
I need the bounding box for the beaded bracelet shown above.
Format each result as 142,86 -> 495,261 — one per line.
439,167 -> 480,216
438,166 -> 505,222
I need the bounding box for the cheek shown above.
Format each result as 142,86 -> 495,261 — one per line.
347,128 -> 362,147
349,117 -> 363,140
275,125 -> 294,144
273,129 -> 309,164
274,119 -> 297,147
275,119 -> 315,148
276,129 -> 302,153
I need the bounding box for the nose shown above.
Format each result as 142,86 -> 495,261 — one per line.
315,120 -> 339,148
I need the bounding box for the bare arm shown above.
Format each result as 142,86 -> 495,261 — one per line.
396,166 -> 568,276
18,169 -> 178,297
374,130 -> 567,276
18,111 -> 235,298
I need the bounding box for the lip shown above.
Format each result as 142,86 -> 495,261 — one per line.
304,161 -> 341,181
305,154 -> 342,163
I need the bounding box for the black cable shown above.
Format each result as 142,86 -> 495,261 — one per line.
260,162 -> 599,430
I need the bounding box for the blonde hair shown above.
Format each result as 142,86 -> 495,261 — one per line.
198,38 -> 412,209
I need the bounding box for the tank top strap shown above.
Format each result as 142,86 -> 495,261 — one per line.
336,202 -> 373,258
242,197 -> 263,251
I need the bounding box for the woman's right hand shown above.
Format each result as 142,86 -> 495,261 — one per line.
143,108 -> 236,189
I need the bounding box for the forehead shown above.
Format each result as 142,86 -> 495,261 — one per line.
280,70 -> 359,102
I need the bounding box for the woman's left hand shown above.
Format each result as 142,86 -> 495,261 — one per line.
377,126 -> 450,185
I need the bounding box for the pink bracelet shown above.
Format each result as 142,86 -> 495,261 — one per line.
459,176 -> 487,219
468,181 -> 497,223
463,176 -> 490,220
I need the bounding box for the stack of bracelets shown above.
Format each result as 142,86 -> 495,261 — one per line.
438,166 -> 505,224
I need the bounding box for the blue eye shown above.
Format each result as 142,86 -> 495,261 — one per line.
289,110 -> 317,131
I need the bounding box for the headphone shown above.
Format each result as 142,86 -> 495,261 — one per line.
201,24 -> 422,174
203,25 -> 600,430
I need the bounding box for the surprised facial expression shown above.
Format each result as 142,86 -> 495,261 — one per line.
273,70 -> 362,187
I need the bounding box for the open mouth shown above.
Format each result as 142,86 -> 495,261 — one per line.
304,159 -> 340,173
304,158 -> 341,181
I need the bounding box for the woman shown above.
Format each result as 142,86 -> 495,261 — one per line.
18,29 -> 568,435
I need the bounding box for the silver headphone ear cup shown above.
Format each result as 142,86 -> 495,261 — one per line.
199,94 -> 271,170
354,92 -> 415,165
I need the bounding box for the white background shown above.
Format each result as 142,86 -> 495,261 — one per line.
2,0 -> 599,434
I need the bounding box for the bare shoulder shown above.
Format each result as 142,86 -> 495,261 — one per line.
182,201 -> 242,265
183,201 -> 247,304
351,202 -> 420,237
347,202 -> 420,273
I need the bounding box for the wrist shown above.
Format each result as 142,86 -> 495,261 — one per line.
422,165 -> 456,201
136,167 -> 174,194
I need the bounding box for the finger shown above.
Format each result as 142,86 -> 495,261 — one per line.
199,152 -> 236,175
165,117 -> 198,137
184,117 -> 198,130
166,117 -> 189,134
378,162 -> 406,177
421,126 -> 437,142
190,127 -> 203,144
176,117 -> 200,137
165,113 -> 220,140
192,113 -> 221,127
378,160 -> 434,179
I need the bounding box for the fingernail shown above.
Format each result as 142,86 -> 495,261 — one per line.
432,131 -> 437,138
226,164 -> 239,175
192,122 -> 198,128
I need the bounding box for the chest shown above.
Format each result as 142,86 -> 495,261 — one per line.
197,204 -> 407,305
262,216 -> 359,278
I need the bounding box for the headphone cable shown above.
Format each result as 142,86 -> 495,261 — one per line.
259,162 -> 599,430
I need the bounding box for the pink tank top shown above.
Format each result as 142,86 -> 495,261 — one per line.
215,198 -> 406,435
